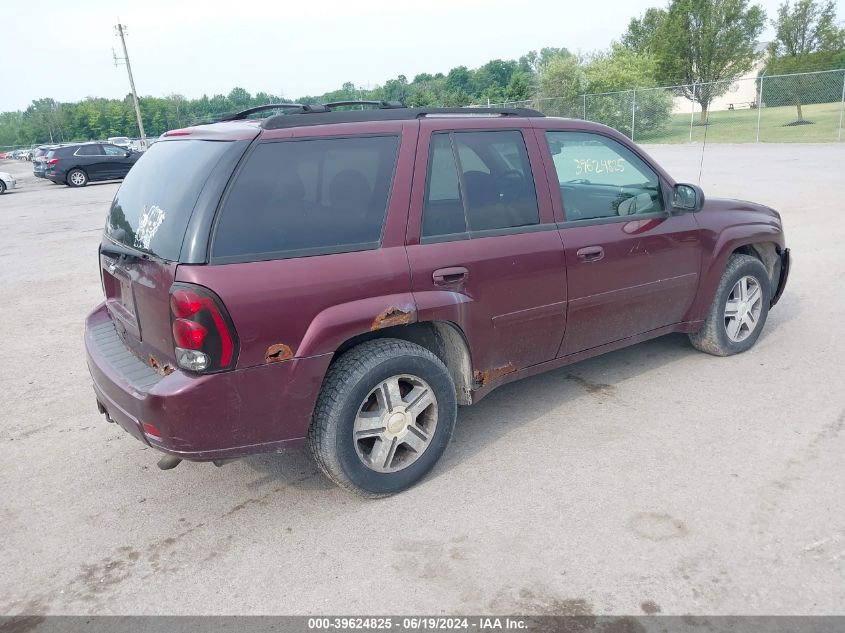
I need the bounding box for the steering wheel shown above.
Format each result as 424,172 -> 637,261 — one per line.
494,169 -> 526,203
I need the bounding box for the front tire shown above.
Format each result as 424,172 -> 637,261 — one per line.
689,254 -> 771,356
0,181 -> 6,195
67,169 -> 88,187
308,339 -> 457,497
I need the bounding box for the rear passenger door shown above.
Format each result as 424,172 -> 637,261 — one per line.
538,129 -> 702,356
406,121 -> 568,382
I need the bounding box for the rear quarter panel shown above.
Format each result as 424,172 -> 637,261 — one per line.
178,120 -> 420,369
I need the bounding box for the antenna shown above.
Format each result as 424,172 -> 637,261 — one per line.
698,113 -> 709,185
113,22 -> 147,148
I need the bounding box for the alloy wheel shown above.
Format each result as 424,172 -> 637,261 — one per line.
353,374 -> 438,473
724,275 -> 763,342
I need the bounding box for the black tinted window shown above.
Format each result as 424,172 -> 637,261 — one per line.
76,144 -> 102,156
545,131 -> 664,220
213,136 -> 400,262
107,140 -> 232,260
422,130 -> 539,238
422,134 -> 466,237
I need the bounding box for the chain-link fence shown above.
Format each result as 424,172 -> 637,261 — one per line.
486,69 -> 845,143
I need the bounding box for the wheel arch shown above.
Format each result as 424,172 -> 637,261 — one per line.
333,321 -> 474,406
685,221 -> 785,320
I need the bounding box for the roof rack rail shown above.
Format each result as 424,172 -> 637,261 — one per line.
323,100 -> 406,110
217,103 -> 330,121
260,106 -> 544,130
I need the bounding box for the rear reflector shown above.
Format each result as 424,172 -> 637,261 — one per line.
142,422 -> 161,438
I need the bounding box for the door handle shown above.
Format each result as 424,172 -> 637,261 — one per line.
432,267 -> 469,286
576,246 -> 605,262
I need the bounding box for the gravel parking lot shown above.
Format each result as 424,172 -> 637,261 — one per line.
1,143 -> 843,616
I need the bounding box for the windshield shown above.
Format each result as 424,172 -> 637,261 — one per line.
106,139 -> 232,260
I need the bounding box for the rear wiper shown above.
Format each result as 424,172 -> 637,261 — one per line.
100,241 -> 150,261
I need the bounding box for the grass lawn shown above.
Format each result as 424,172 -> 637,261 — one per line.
636,101 -> 845,143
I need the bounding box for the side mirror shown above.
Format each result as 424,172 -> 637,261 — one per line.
673,183 -> 704,212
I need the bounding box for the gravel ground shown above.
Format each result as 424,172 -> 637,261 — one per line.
1,143 -> 843,616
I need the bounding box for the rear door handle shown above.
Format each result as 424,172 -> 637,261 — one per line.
433,266 -> 469,286
576,246 -> 605,262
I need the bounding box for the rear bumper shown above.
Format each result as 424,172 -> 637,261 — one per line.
770,248 -> 790,307
84,303 -> 331,461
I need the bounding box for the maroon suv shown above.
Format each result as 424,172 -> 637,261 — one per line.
85,102 -> 790,496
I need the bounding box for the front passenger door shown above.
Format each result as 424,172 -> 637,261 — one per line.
102,144 -> 131,178
540,130 -> 702,356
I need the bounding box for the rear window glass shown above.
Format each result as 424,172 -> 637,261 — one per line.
212,135 -> 400,262
106,140 -> 232,260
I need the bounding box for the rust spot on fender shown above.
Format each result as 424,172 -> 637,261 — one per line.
473,362 -> 516,386
265,343 -> 294,364
148,355 -> 175,376
371,305 -> 414,331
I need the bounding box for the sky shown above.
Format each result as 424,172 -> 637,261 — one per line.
1,0 -> 821,112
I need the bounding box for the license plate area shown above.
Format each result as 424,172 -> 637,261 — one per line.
103,264 -> 141,339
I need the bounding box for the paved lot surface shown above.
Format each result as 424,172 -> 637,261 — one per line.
1,144 -> 843,616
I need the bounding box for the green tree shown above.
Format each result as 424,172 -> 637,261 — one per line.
536,55 -> 588,116
653,0 -> 766,122
622,7 -> 667,55
768,0 -> 845,121
584,46 -> 672,138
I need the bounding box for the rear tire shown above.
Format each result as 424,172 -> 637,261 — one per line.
689,254 -> 771,356
67,169 -> 88,187
0,181 -> 6,195
308,339 -> 457,498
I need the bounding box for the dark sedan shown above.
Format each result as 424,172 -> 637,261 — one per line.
45,142 -> 141,187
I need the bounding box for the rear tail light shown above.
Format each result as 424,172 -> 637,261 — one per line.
48,158 -> 59,165
169,284 -> 238,373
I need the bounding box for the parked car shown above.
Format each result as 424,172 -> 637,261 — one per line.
0,170 -> 16,193
32,145 -> 55,178
85,103 -> 790,497
45,142 -> 140,187
107,136 -> 131,148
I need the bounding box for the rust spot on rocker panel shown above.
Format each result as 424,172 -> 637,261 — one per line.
371,306 -> 414,331
473,362 -> 516,387
148,355 -> 175,376
265,343 -> 294,364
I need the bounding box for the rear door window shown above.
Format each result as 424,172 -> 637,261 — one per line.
212,135 -> 400,262
106,139 -> 233,260
421,130 -> 540,239
76,144 -> 103,156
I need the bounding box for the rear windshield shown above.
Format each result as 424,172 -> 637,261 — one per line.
212,135 -> 400,263
106,140 -> 232,260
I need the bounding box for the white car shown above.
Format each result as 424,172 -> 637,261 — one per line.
0,171 -> 16,194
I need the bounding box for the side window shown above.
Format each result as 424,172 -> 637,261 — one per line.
422,130 -> 540,238
545,131 -> 664,221
103,145 -> 126,156
213,135 -> 400,261
76,144 -> 103,156
422,134 -> 466,238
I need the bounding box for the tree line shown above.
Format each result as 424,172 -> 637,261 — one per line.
1,0 -> 842,147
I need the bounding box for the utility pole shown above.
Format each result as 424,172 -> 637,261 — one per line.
113,22 -> 147,148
